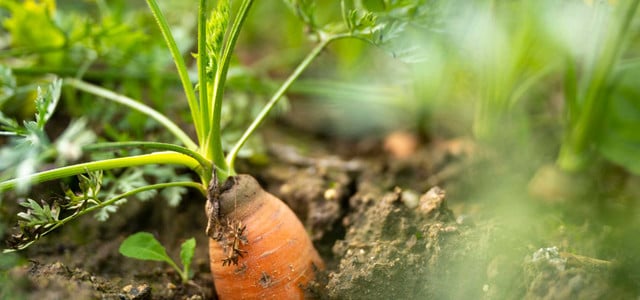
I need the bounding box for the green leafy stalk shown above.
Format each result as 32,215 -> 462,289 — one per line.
0,46 -> 64,58
557,0 -> 640,171
145,0 -> 204,145
5,181 -> 203,252
36,79 -> 62,128
197,0 -> 211,139
0,152 -> 202,192
82,141 -> 212,180
204,0 -> 254,176
226,34 -> 350,171
12,66 -> 180,83
564,58 -> 578,121
64,78 -> 197,150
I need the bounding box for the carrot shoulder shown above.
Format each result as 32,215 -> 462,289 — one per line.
208,174 -> 324,299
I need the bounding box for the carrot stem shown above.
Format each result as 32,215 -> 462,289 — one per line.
204,0 -> 254,177
82,141 -> 212,177
226,34 -> 351,171
0,152 -> 201,192
145,0 -> 204,145
64,78 -> 198,150
197,0 -> 210,142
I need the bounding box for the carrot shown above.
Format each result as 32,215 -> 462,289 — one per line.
206,174 -> 324,299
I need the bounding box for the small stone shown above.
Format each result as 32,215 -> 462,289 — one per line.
122,283 -> 151,300
456,214 -> 473,226
442,225 -> 458,233
418,187 -> 446,214
405,234 -> 418,249
384,130 -> 419,158
324,188 -> 338,201
530,247 -> 566,271
401,189 -> 420,209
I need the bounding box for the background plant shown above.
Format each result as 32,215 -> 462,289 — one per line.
297,0 -> 640,179
119,232 -> 195,283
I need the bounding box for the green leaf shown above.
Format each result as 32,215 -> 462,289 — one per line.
119,232 -> 172,263
180,237 -> 196,279
205,0 -> 230,78
95,197 -> 130,221
77,170 -> 103,200
119,232 -> 190,282
114,169 -> 156,201
55,118 -> 97,164
17,198 -> 59,227
283,0 -> 316,29
140,165 -> 190,206
2,0 -> 66,53
161,186 -> 187,207
0,65 -> 17,105
0,111 -> 20,134
345,8 -> 376,33
34,78 -> 62,129
597,70 -> 640,174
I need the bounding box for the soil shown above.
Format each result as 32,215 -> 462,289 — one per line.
1,123 -> 639,299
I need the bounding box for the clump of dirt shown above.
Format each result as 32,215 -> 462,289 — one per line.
325,161 -> 457,299
522,247 -> 629,299
7,259 -> 211,299
7,261 -> 102,299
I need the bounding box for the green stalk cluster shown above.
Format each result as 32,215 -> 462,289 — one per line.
0,0 -> 356,194
557,0 -> 640,171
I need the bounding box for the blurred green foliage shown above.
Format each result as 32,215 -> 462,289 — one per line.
291,0 -> 640,178
600,68 -> 640,174
1,0 -> 173,133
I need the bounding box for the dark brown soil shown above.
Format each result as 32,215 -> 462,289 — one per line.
1,125 -> 637,299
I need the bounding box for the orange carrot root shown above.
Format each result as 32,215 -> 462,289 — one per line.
207,174 -> 324,299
